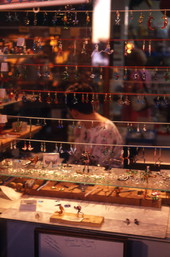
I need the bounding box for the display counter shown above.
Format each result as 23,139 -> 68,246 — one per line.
1,194 -> 170,238
0,193 -> 170,257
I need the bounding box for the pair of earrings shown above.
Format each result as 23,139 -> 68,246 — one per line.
124,218 -> 139,225
138,11 -> 168,30
118,95 -> 130,105
104,94 -> 112,103
24,11 -> 39,26
10,141 -> 17,150
142,40 -> 152,56
22,141 -> 34,151
35,119 -> 46,126
54,143 -> 64,154
68,145 -> 77,155
57,120 -> 64,129
40,142 -> 46,152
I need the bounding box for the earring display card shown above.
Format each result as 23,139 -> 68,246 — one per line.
43,153 -> 62,168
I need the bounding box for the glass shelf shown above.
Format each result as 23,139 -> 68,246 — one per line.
0,161 -> 170,192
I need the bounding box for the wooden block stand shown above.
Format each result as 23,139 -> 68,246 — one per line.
50,212 -> 104,227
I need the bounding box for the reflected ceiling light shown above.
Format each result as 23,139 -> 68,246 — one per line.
126,42 -> 134,54
124,6 -> 129,36
92,0 -> 111,43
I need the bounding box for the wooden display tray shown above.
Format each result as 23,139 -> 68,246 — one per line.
50,212 -> 104,227
4,177 -> 163,208
24,181 -> 163,208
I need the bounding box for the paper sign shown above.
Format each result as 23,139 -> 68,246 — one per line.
0,186 -> 22,201
19,199 -> 37,212
0,88 -> 6,99
17,38 -> 25,47
1,62 -> 8,72
0,114 -> 7,123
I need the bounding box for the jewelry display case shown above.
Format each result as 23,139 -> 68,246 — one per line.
0,1 -> 170,244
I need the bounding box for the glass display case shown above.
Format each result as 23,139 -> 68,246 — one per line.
0,0 -> 170,218
1,5 -> 170,257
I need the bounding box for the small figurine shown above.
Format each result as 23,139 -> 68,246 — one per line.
35,213 -> 40,220
81,151 -> 90,173
56,204 -> 64,215
29,155 -> 39,164
80,149 -> 95,173
134,218 -> 139,225
74,205 -> 84,217
125,218 -> 130,225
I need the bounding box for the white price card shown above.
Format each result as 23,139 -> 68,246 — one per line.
1,62 -> 8,72
17,38 -> 25,47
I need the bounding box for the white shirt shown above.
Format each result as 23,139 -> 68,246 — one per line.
70,119 -> 123,168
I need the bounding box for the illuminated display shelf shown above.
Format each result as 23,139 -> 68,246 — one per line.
0,163 -> 170,192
